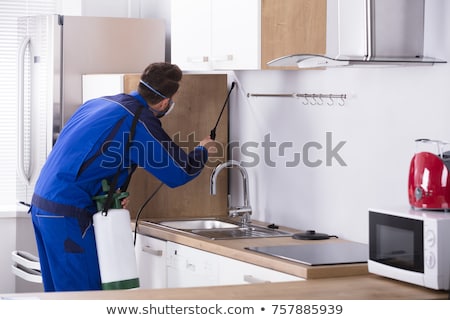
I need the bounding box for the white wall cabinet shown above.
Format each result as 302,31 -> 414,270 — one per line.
171,0 -> 260,70
134,233 -> 167,289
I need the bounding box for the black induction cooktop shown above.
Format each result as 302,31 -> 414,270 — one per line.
245,242 -> 368,266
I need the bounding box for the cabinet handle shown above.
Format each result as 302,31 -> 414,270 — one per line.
11,250 -> 40,270
186,262 -> 196,272
243,274 -> 271,284
142,245 -> 163,257
17,36 -> 32,184
12,264 -> 42,283
187,56 -> 209,63
211,54 -> 234,62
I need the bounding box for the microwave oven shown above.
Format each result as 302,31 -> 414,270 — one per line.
368,207 -> 450,290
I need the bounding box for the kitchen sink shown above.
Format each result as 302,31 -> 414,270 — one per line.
150,218 -> 293,240
191,226 -> 292,240
158,219 -> 239,230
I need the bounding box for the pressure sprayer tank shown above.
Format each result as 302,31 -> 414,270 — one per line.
92,181 -> 139,290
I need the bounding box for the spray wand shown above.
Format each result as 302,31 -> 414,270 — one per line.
210,81 -> 236,140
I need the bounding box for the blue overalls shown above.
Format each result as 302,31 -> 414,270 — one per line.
30,92 -> 208,291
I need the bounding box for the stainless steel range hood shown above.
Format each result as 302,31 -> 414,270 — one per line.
268,0 -> 446,68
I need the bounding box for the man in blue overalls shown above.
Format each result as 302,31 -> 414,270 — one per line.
30,62 -> 214,291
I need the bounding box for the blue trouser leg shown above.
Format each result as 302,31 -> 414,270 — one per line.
31,208 -> 102,291
31,215 -> 55,292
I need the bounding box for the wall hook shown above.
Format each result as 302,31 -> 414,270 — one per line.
314,94 -> 324,105
327,95 -> 334,106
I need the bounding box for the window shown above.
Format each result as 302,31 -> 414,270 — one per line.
0,0 -> 57,212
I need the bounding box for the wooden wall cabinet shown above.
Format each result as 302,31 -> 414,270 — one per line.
261,0 -> 326,69
82,73 -> 229,220
170,0 -> 326,70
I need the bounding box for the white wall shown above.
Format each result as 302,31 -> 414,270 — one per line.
228,0 -> 450,244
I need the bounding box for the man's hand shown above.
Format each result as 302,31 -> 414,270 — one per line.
199,135 -> 218,154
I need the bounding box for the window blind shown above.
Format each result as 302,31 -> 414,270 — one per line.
0,0 -> 56,212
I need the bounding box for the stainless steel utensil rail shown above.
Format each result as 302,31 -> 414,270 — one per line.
247,93 -> 347,106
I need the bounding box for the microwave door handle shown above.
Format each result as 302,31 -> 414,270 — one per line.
17,36 -> 31,185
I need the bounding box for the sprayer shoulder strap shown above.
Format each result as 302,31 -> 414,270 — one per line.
103,105 -> 144,214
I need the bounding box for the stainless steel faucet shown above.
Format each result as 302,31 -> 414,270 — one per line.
210,160 -> 252,225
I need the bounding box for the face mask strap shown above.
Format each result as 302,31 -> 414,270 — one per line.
139,80 -> 167,99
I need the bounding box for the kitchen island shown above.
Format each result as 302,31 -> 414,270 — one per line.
4,218 -> 448,300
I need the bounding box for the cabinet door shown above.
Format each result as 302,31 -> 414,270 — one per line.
261,0 -> 326,69
218,255 -> 304,285
210,0 -> 260,70
134,233 -> 167,289
166,242 -> 220,288
171,0 -> 212,70
171,0 -> 260,70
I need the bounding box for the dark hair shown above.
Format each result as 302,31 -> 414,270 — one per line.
138,62 -> 182,105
